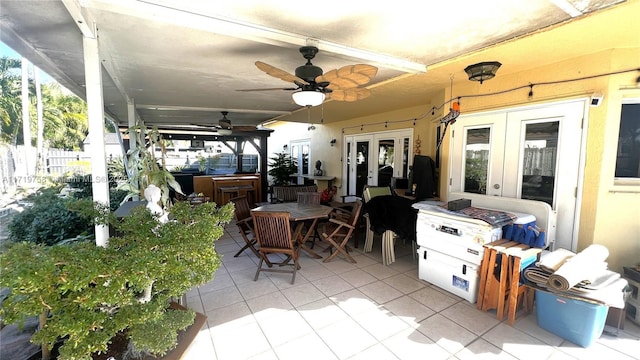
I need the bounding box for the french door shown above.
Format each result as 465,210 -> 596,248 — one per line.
449,100 -> 586,251
290,140 -> 310,185
343,129 -> 413,200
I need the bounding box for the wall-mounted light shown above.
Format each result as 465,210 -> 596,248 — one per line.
464,61 -> 502,84
590,92 -> 604,107
330,139 -> 337,146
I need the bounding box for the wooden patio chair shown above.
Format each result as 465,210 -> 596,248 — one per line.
228,196 -> 266,264
296,192 -> 323,248
251,211 -> 301,284
297,192 -> 321,204
320,200 -> 363,263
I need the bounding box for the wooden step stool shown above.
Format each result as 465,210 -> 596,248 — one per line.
477,240 -> 543,325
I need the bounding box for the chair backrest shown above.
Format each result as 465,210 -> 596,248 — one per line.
272,185 -> 318,202
297,192 -> 321,205
229,195 -> 252,221
346,200 -> 363,227
363,186 -> 392,203
251,211 -> 294,251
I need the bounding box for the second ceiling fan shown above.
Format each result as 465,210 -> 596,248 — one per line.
192,111 -> 234,134
239,46 -> 378,106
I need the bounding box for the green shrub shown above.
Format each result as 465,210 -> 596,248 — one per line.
0,200 -> 233,360
8,189 -> 92,246
268,151 -> 297,186
108,189 -> 128,211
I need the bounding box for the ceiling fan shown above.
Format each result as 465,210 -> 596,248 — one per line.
238,46 -> 378,106
193,111 -> 233,134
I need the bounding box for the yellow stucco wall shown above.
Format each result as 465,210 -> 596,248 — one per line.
268,48 -> 640,272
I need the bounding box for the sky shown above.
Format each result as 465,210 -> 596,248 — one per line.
1,41 -> 56,84
0,42 -> 20,58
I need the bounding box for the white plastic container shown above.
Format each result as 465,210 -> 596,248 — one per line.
417,246 -> 480,303
415,208 -> 502,265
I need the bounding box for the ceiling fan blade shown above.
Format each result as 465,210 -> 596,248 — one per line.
255,61 -> 309,85
236,87 -> 299,92
317,64 -> 378,90
329,88 -> 371,102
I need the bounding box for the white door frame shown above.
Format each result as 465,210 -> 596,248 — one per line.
290,139 -> 310,185
343,129 -> 413,199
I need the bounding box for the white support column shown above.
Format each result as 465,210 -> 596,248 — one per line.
127,99 -> 137,150
127,99 -> 139,200
83,33 -> 110,247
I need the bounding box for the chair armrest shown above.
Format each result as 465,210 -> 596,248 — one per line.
236,217 -> 254,232
328,218 -> 355,229
329,208 -> 351,222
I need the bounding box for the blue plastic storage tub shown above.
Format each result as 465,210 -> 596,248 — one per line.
535,290 -> 608,347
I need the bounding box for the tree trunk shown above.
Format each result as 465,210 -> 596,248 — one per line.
39,312 -> 51,360
21,57 -> 33,177
35,68 -> 44,175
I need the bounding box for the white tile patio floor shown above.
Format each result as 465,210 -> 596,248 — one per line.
181,225 -> 640,360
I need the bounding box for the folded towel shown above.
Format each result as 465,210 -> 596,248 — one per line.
574,270 -> 621,291
537,248 -> 575,272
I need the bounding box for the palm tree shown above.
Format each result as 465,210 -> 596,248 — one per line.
0,56 -> 22,144
44,87 -> 87,150
1,56 -> 88,150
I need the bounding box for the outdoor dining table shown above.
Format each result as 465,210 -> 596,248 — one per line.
251,202 -> 334,259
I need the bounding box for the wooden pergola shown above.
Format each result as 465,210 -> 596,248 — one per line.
119,126 -> 274,203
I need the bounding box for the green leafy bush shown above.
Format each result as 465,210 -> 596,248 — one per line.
108,189 -> 129,211
268,151 -> 297,186
8,188 -> 92,245
0,200 -> 233,360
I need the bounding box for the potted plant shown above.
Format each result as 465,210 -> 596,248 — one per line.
267,151 -> 297,186
0,199 -> 234,360
120,121 -> 183,208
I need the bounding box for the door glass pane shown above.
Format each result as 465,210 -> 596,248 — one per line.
521,121 -> 558,206
346,140 -> 352,195
290,144 -> 300,184
302,145 -> 309,176
615,103 -> 640,178
402,137 -> 410,178
356,141 -> 369,197
464,128 -> 490,194
377,139 -> 394,187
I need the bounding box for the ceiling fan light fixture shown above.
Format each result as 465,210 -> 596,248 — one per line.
217,128 -> 232,135
292,90 -> 325,107
464,61 -> 502,84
